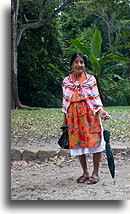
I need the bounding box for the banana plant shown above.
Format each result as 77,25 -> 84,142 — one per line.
48,63 -> 66,78
70,29 -> 129,104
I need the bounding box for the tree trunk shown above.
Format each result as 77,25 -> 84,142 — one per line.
11,0 -> 21,109
11,0 -> 75,109
11,0 -> 41,110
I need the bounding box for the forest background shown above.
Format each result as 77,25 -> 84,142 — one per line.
12,0 -> 129,109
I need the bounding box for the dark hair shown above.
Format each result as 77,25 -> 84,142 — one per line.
70,53 -> 87,67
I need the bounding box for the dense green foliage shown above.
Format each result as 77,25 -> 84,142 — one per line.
18,24 -> 64,107
69,29 -> 129,105
18,0 -> 129,107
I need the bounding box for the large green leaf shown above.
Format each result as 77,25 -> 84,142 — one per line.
48,63 -> 65,77
90,29 -> 102,58
70,39 -> 90,55
89,54 -> 101,75
100,54 -> 129,63
113,74 -> 123,80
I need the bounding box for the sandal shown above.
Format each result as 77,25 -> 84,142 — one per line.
86,176 -> 100,185
77,175 -> 89,183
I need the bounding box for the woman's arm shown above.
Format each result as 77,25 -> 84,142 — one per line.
62,113 -> 67,127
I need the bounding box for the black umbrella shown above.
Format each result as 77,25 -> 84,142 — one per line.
103,129 -> 116,184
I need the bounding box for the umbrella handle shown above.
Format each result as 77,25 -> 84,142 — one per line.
102,115 -> 112,130
107,115 -> 112,119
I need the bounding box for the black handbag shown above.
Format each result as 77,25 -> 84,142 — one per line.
58,127 -> 69,149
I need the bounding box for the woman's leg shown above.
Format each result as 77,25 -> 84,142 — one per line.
77,154 -> 89,183
87,152 -> 101,184
92,152 -> 101,177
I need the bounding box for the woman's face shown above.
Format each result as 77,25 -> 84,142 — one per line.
71,56 -> 85,74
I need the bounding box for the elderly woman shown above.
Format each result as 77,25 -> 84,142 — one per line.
61,53 -> 110,184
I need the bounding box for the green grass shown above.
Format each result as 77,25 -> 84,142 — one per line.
104,106 -> 129,142
11,108 -> 63,142
11,106 -> 129,143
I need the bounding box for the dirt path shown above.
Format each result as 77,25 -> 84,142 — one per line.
11,152 -> 129,200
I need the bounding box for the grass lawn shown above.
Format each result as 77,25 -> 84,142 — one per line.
11,106 -> 129,143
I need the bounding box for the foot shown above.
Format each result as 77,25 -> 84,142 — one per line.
86,176 -> 100,185
77,175 -> 89,183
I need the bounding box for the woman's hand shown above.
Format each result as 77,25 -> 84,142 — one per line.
99,108 -> 111,120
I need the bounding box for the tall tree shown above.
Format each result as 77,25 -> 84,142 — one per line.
11,0 -> 77,109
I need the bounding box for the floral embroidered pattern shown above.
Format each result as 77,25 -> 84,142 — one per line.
67,101 -> 102,149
